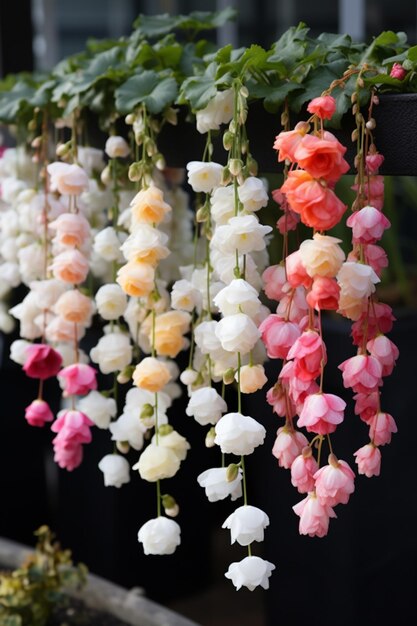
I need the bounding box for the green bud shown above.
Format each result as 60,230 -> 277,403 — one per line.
164,107 -> 178,125
140,403 -> 154,419
117,365 -> 135,384
161,494 -> 176,510
226,463 -> 239,482
229,158 -> 243,176
205,427 -> 216,448
116,441 -> 130,454
247,156 -> 258,176
221,166 -> 232,186
403,59 -> 413,71
158,424 -> 174,437
223,367 -> 236,385
128,161 -> 143,182
196,201 -> 210,223
223,130 -> 234,151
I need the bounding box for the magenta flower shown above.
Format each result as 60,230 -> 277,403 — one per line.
23,343 -> 62,380
58,363 -> 98,396
24,399 -> 54,427
298,392 -> 346,435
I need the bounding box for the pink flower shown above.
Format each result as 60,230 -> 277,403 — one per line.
287,330 -> 326,382
353,391 -> 380,423
273,122 -> 309,162
49,212 -> 90,248
259,315 -> 301,359
366,335 -> 399,376
351,303 -> 395,345
279,361 -> 319,410
306,276 -> 340,311
51,409 -> 94,471
266,382 -> 296,419
338,354 -> 382,393
276,288 -> 309,324
354,443 -> 381,477
291,448 -> 318,493
23,344 -> 63,380
47,162 -> 89,196
369,412 -> 397,446
293,492 -> 337,537
58,363 -> 97,396
366,153 -> 384,174
390,63 -> 407,80
314,455 -> 355,506
272,426 -> 308,469
276,209 -> 299,234
53,443 -> 83,472
25,399 -> 54,427
298,392 -> 346,435
285,251 -> 312,289
364,244 -> 388,277
346,206 -> 390,244
307,95 -> 337,120
262,264 -> 288,301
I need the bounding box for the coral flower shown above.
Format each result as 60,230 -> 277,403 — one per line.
273,121 -> 309,162
293,492 -> 337,537
281,170 -> 347,231
298,392 -> 346,435
306,276 -> 340,311
23,343 -> 62,379
130,186 -> 171,226
307,95 -> 337,120
294,132 -> 349,182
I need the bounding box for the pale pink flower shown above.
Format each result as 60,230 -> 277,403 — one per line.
287,330 -> 326,382
276,287 -> 309,324
276,209 -> 299,234
259,315 -> 301,359
266,381 -> 296,418
49,212 -> 90,248
353,391 -> 380,423
366,335 -> 399,376
290,448 -> 318,493
346,206 -> 390,244
58,363 -> 97,396
279,361 -> 319,409
45,317 -> 85,344
50,249 -> 89,285
293,492 -> 337,537
306,276 -> 340,311
47,162 -> 89,196
351,303 -> 395,346
25,399 -> 54,427
285,251 -> 312,289
262,264 -> 288,301
272,426 -> 308,469
339,354 -> 383,393
364,244 -> 388,277
354,443 -> 381,477
314,455 -> 355,506
53,444 -> 83,471
298,392 -> 346,435
55,289 -> 94,325
369,412 -> 397,446
366,153 -> 384,174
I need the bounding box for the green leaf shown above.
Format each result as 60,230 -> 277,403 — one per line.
115,71 -> 178,114
269,23 -> 309,72
133,8 -> 236,38
247,80 -> 302,112
290,59 -> 349,112
0,82 -> 35,122
407,45 -> 417,63
363,73 -> 404,86
180,62 -> 218,109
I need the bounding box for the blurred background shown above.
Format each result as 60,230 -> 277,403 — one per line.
1,2 -> 417,626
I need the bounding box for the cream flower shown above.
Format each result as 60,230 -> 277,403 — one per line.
171,279 -> 202,312
214,279 -> 261,318
186,161 -> 223,193
214,412 -> 266,455
98,454 -> 130,487
116,261 -> 155,298
138,517 -> 181,555
95,283 -> 127,320
222,505 -> 270,545
237,177 -> 269,212
90,332 -> 132,374
78,390 -> 117,429
130,186 -> 171,226
152,430 -> 190,461
121,225 -> 170,265
225,556 -> 275,591
133,444 -> 180,481
93,226 -> 122,262
211,215 -> 272,255
109,412 -> 146,450
237,364 -> 268,393
210,185 -> 235,225
215,313 -> 261,354
105,135 -> 130,159
299,233 -> 345,278
186,387 -> 228,426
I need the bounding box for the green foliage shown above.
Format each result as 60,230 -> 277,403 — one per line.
0,526 -> 87,626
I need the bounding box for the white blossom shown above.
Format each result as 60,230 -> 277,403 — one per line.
138,517 -> 181,555
215,412 -> 266,455
222,505 -> 270,545
225,556 -> 275,591
98,454 -> 130,487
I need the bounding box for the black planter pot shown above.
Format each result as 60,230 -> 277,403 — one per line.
243,309 -> 417,626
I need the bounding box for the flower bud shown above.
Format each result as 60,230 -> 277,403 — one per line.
196,202 -> 210,223
125,113 -> 135,125
100,165 -> 111,185
158,424 -> 174,437
116,441 -> 130,454
164,107 -> 178,125
162,494 -> 179,517
56,141 -> 71,157
223,367 -> 236,385
128,161 -> 143,182
229,159 -> 243,176
247,156 -> 258,176
223,130 -> 234,151
205,427 -> 216,448
117,365 -> 135,384
221,166 -> 232,186
154,154 -> 166,171
366,118 -> 376,130
226,463 -> 240,482
140,403 -> 154,419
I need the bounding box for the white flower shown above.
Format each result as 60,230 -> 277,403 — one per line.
225,556 -> 275,591
90,332 -> 132,374
133,444 -> 181,481
215,412 -> 266,455
186,387 -> 227,426
105,135 -> 130,159
30,279 -> 68,310
1,177 -> 27,203
299,233 -> 345,278
0,306 -> 14,333
196,89 -> 234,133
55,343 -> 89,367
197,467 -> 243,502
95,283 -> 127,320
180,369 -> 198,386
138,517 -> 181,555
215,313 -> 260,354
93,226 -> 122,262
222,505 -> 270,545
171,279 -> 202,312
237,177 -> 269,212
18,243 -> 45,284
214,279 -> 261,318
109,412 -> 146,450
212,251 -> 262,291
152,430 -> 190,461
194,320 -> 222,355
98,454 -> 130,487
121,225 -> 169,263
190,267 -> 224,311
9,339 -> 31,365
210,185 -> 235,225
211,215 -> 272,255
186,161 -> 223,193
337,261 -> 380,298
47,162 -> 89,196
0,262 -> 20,288
77,146 -> 105,176
78,391 -> 117,429
9,291 -> 41,339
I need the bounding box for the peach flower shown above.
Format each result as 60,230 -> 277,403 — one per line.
50,249 -> 89,284
116,261 -> 155,297
132,357 -> 171,392
55,289 -> 94,325
238,364 -> 268,394
307,95 -> 337,120
47,162 -> 89,195
273,122 -> 309,162
299,234 -> 345,278
281,170 -> 346,231
130,186 -> 171,226
49,212 -> 90,248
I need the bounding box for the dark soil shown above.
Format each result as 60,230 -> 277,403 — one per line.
48,596 -> 131,626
